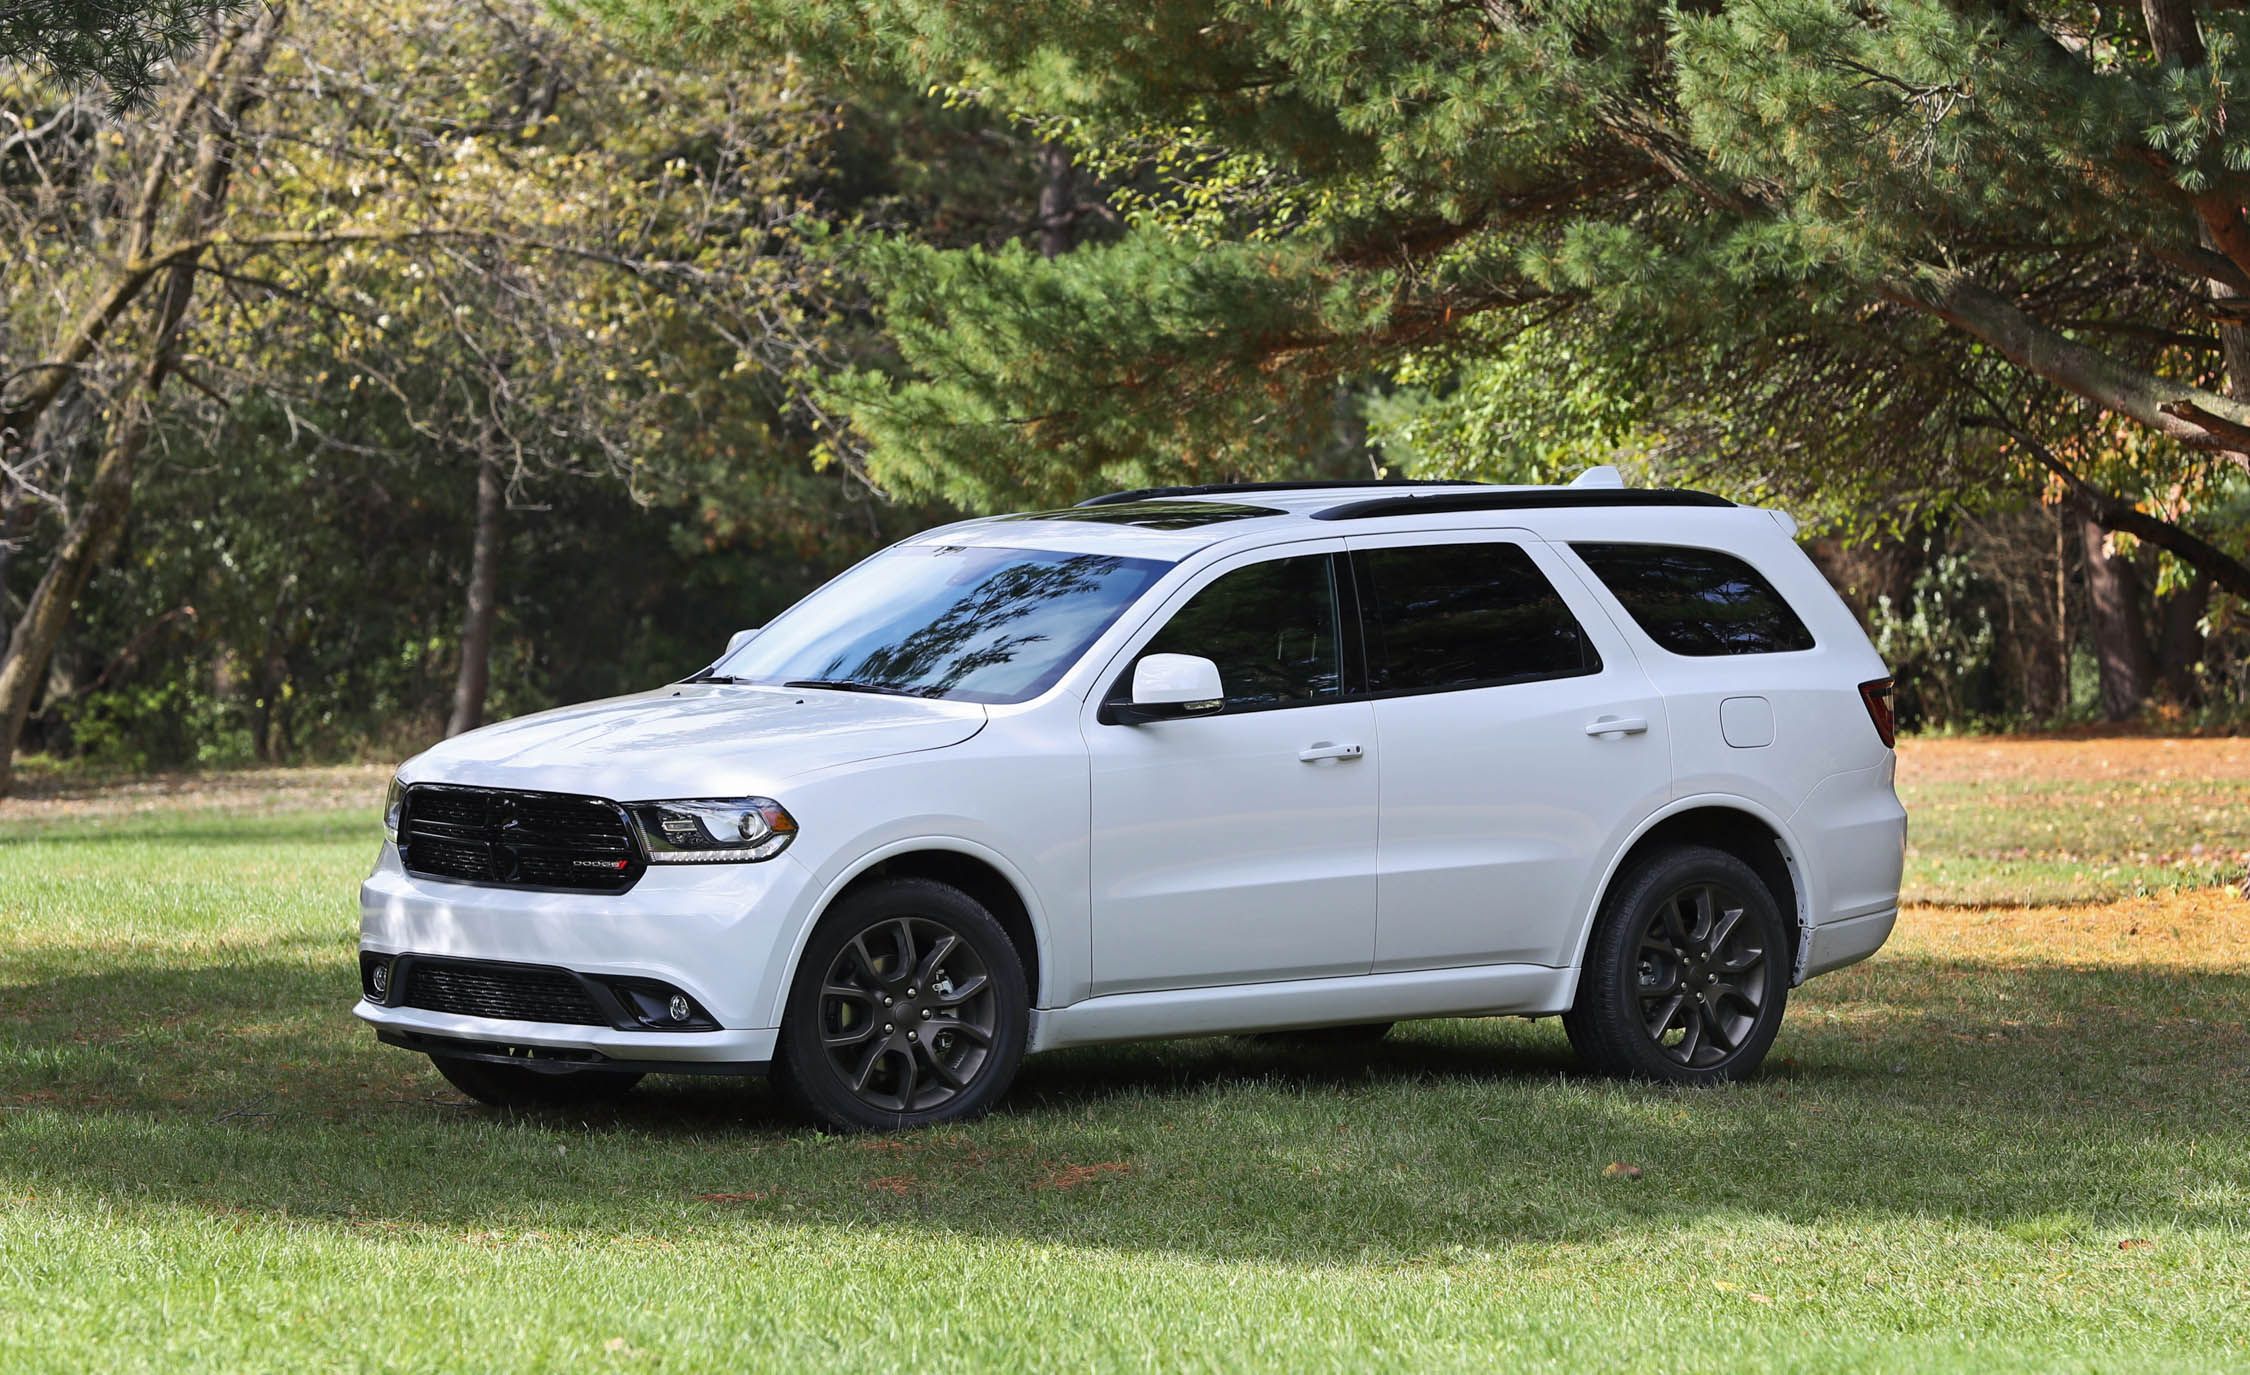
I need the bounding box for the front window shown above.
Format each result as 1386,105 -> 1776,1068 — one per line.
1120,553 -> 1345,713
711,544 -> 1171,703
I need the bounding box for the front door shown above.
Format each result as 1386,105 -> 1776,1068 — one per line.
1083,546 -> 1378,995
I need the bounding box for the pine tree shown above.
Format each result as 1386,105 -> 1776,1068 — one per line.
599,0 -> 2250,599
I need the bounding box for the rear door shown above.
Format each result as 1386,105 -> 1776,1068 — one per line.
1346,530 -> 1672,971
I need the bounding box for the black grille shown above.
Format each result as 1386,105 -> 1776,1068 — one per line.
399,784 -> 644,892
398,958 -> 608,1026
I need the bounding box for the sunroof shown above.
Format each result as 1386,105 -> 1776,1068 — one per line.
1002,500 -> 1283,530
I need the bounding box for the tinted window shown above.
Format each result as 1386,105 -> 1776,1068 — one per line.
1131,554 -> 1343,711
1356,542 -> 1599,693
717,545 -> 1170,703
1573,543 -> 1816,655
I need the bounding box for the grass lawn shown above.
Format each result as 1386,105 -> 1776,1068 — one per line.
2,741 -> 2247,1372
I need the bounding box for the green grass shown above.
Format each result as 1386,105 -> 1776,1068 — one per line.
1902,774 -> 2250,905
4,751 -> 2248,1372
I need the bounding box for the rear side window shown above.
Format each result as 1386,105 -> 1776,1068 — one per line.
1355,542 -> 1600,694
1572,543 -> 1816,655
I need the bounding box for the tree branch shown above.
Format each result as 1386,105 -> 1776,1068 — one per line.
1966,412 -> 2250,601
1884,266 -> 2250,467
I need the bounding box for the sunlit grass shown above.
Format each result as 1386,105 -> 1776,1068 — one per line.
2,742 -> 2247,1371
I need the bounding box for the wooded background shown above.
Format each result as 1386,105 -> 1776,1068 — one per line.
4,0 -> 2248,792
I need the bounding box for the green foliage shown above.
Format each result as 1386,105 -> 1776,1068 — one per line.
1868,550 -> 2000,728
0,0 -> 236,108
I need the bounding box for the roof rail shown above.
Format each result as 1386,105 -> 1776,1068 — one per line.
1311,488 -> 1735,521
1076,478 -> 1485,508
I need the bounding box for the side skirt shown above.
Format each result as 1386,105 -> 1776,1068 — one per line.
1028,963 -> 1578,1053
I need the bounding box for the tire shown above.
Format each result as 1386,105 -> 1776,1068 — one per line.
1563,844 -> 1790,1086
773,877 -> 1029,1132
1251,1022 -> 1394,1046
430,1054 -> 644,1109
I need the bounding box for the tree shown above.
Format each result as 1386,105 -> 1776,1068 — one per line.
0,0 -> 857,789
603,1 -> 2250,583
1,0 -> 236,106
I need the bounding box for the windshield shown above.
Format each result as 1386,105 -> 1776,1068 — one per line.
708,544 -> 1172,703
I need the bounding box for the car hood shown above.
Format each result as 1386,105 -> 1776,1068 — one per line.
398,684 -> 987,799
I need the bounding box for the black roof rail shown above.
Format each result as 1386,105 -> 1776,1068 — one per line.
1311,488 -> 1735,521
1076,478 -> 1486,508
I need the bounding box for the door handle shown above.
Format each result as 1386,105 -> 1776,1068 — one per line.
1298,742 -> 1364,762
1584,716 -> 1649,737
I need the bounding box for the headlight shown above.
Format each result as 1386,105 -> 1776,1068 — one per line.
382,777 -> 404,844
629,797 -> 797,863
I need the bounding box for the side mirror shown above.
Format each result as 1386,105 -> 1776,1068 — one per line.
1116,653 -> 1224,724
724,627 -> 761,658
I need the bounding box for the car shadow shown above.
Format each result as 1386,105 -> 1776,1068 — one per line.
3,952 -> 2246,1263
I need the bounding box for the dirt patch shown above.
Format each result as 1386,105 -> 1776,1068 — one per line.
1035,1160 -> 1131,1191
0,764 -> 391,824
1899,735 -> 2250,788
1895,889 -> 2250,971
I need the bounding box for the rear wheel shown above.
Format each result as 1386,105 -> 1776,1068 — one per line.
1563,845 -> 1789,1085
430,1054 -> 643,1110
773,877 -> 1029,1132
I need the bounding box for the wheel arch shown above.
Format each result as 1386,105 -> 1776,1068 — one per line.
1571,797 -> 1809,986
769,838 -> 1049,1026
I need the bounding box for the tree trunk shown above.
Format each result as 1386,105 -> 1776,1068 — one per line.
1037,141 -> 1078,259
2077,516 -> 2156,722
0,410 -> 146,795
446,451 -> 503,737
2155,575 -> 2212,706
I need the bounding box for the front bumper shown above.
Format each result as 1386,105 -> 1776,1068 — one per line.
357,841 -> 811,1066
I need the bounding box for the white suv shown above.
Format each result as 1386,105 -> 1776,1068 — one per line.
358,469 -> 1906,1130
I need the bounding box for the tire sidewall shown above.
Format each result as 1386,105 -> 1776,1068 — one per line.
1570,846 -> 1791,1085
775,877 -> 1029,1132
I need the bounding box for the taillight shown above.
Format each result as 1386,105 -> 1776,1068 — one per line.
1859,677 -> 1896,749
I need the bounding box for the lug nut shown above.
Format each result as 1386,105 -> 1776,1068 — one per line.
882,1023 -> 894,1034
882,994 -> 893,1006
906,1031 -> 918,1043
920,1009 -> 931,1020
906,987 -> 917,997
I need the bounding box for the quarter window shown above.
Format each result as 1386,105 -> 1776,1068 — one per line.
1572,543 -> 1816,655
1130,554 -> 1345,712
1355,541 -> 1599,694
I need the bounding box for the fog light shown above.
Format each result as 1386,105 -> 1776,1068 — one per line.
370,963 -> 391,1001
667,994 -> 691,1022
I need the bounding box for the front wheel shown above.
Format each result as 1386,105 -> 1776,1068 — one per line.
1563,845 -> 1790,1085
773,877 -> 1029,1132
430,1054 -> 643,1110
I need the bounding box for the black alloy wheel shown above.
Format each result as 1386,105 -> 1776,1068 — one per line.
775,878 -> 1028,1131
1563,844 -> 1790,1085
1630,882 -> 1769,1069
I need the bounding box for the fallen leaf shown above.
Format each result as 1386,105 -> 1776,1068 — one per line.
867,1174 -> 918,1196
692,1191 -> 771,1205
1602,1162 -> 1643,1180
2118,1238 -> 2155,1251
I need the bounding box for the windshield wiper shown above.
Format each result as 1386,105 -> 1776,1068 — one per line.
783,678 -> 924,698
680,672 -> 748,684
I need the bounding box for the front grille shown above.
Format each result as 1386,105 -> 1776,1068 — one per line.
398,958 -> 608,1026
399,784 -> 644,892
